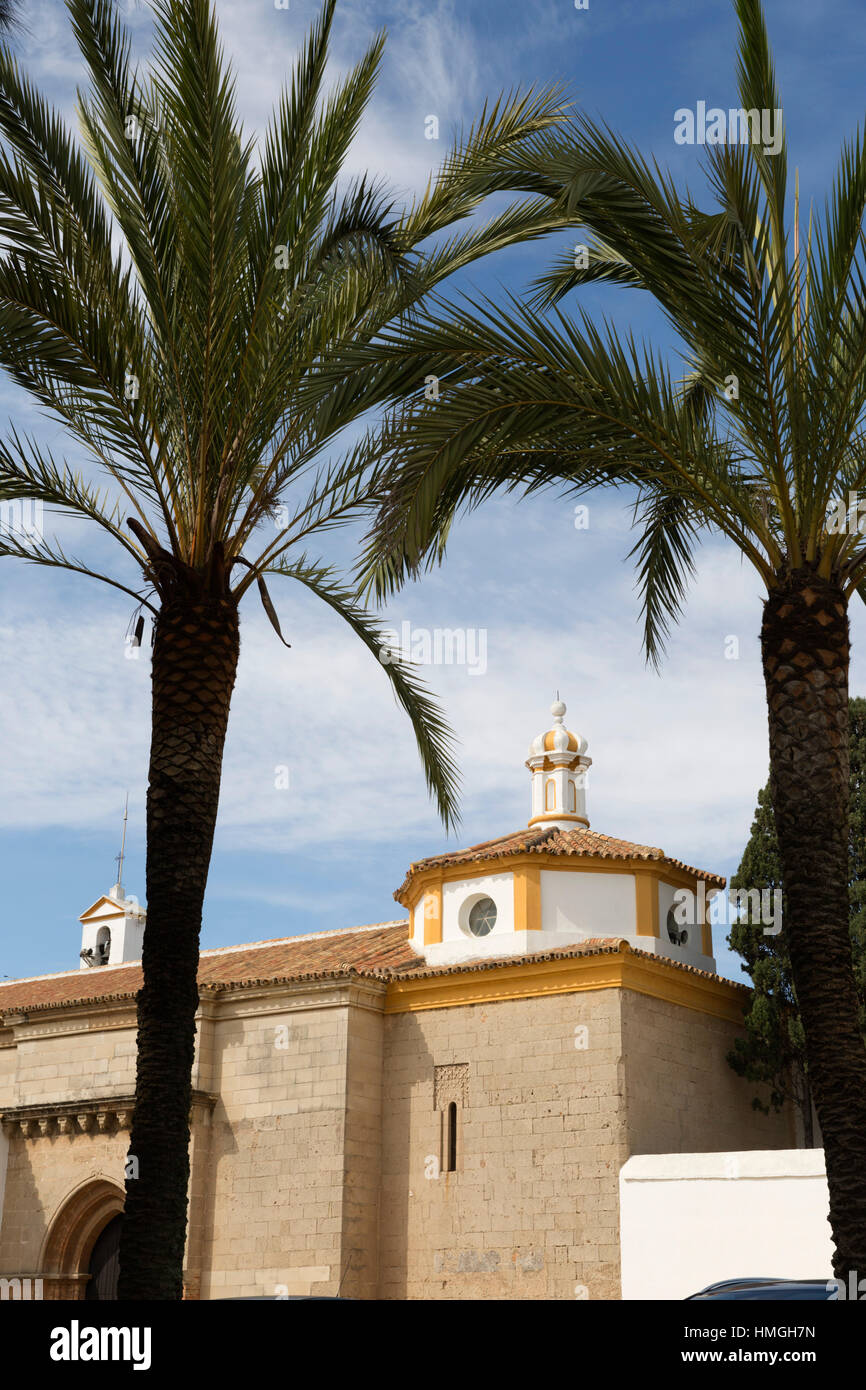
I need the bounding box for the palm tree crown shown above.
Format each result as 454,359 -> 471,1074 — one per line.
0,2 -> 20,35
305,0 -> 866,1278
338,3 -> 866,660
0,0 -> 569,823
0,0 -> 572,1298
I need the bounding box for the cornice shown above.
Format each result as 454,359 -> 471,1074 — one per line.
0,1089 -> 218,1140
384,943 -> 748,1023
397,851 -> 725,911
0,971 -> 390,1030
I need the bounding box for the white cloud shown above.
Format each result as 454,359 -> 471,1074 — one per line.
207,0 -> 486,199
5,0 -> 866,995
0,490 -> 833,895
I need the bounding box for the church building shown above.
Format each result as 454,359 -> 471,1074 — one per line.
0,702 -> 793,1299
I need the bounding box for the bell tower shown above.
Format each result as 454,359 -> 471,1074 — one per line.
78,885 -> 146,968
526,697 -> 592,831
77,800 -> 145,967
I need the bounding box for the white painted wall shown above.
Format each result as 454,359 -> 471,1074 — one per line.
111,905 -> 145,964
620,1150 -> 833,1299
442,872 -> 515,941
656,878 -> 719,968
415,872 -> 518,967
657,879 -> 682,942
541,869 -> 635,936
80,899 -> 145,968
648,878 -> 716,970
411,898 -> 424,948
413,866 -> 715,969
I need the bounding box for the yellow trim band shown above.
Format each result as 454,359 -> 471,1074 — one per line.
384,943 -> 746,1024
634,872 -> 660,938
527,813 -> 590,829
399,852 -> 719,911
423,881 -> 443,946
513,865 -> 541,931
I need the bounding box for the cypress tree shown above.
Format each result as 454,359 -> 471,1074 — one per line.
728,698 -> 866,1145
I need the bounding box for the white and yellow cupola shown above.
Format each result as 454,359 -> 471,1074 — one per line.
526,698 -> 592,830
398,696 -> 724,972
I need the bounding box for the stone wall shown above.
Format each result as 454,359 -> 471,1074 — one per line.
0,1007 -> 135,1288
0,1007 -> 137,1111
620,990 -> 795,1155
196,978 -> 386,1300
380,988 -> 627,1300
340,993 -> 385,1299
0,969 -> 797,1301
379,982 -> 795,1300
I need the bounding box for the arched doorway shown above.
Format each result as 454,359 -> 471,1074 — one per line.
85,1213 -> 122,1300
40,1179 -> 124,1300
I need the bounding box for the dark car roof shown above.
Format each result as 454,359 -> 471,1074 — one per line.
687,1277 -> 833,1301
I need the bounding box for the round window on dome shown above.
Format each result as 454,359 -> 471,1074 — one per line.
466,896 -> 497,937
666,906 -> 689,947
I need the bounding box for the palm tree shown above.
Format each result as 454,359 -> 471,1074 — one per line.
0,0 -> 570,1297
0,0 -> 22,33
316,0 -> 866,1276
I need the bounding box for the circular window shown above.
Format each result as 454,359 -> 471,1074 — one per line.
666,906 -> 689,947
466,896 -> 497,937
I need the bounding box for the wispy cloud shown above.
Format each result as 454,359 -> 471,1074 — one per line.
4,0 -> 866,988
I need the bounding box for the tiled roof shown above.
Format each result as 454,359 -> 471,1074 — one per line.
0,922 -> 744,1020
0,920 -> 420,1017
389,936 -> 749,990
388,936 -> 628,977
394,824 -> 725,901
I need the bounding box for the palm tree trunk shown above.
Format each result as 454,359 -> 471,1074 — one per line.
118,592 -> 239,1300
802,1079 -> 815,1150
762,566 -> 866,1277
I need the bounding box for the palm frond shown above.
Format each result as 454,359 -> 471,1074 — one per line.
264,554 -> 461,830
628,488 -> 701,670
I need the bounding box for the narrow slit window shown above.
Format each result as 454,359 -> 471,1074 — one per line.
434,1064 -> 468,1174
445,1101 -> 458,1172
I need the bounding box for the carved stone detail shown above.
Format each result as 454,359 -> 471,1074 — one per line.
0,1091 -> 218,1141
433,1062 -> 469,1109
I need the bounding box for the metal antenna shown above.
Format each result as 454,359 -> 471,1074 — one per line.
114,793 -> 129,893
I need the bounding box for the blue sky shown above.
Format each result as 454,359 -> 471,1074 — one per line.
2,0 -> 866,986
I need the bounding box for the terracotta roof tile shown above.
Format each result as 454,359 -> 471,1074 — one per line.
387,936 -> 629,977
388,936 -> 747,989
394,824 -> 725,901
0,920 -> 420,1017
0,920 -> 745,1020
